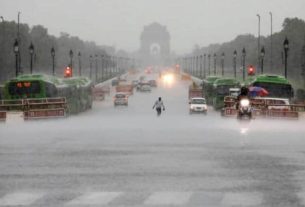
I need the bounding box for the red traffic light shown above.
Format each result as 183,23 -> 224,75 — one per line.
64,67 -> 72,78
248,65 -> 255,76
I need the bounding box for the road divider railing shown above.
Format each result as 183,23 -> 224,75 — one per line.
0,111 -> 6,121
0,97 -> 67,121
221,96 -> 304,119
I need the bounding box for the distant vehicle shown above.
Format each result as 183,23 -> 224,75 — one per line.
188,84 -> 203,100
116,83 -> 133,95
114,93 -> 128,106
212,78 -> 240,110
245,75 -> 294,99
112,79 -> 119,86
254,97 -> 290,111
237,98 -> 252,120
148,80 -> 157,87
140,84 -> 152,92
0,74 -> 93,120
132,80 -> 139,87
189,97 -> 207,114
229,88 -> 240,97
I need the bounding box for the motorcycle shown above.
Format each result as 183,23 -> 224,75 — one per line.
237,98 -> 252,120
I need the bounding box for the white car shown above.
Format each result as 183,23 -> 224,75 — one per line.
189,97 -> 208,114
140,84 -> 152,92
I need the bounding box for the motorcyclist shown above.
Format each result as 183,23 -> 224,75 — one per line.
236,87 -> 249,109
153,97 -> 165,116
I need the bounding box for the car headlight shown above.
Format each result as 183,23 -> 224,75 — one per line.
240,99 -> 250,107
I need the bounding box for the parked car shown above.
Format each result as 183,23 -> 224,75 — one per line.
114,93 -> 128,106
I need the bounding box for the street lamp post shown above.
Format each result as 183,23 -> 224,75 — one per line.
110,56 -> 114,77
0,16 -> 4,75
203,54 -> 206,78
257,14 -> 261,72
101,55 -> 104,81
95,54 -> 98,82
196,56 -> 199,76
78,52 -> 82,76
221,52 -> 225,76
213,53 -> 216,75
29,42 -> 34,74
192,56 -> 195,75
69,49 -> 73,70
208,54 -> 211,76
269,12 -> 273,72
51,47 -> 55,76
283,37 -> 289,79
242,48 -> 246,81
260,47 -> 265,74
233,50 -> 237,78
17,12 -> 21,74
89,55 -> 93,79
190,57 -> 192,74
13,39 -> 19,77
200,55 -> 203,78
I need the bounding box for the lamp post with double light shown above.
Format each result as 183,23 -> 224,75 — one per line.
283,37 -> 289,79
69,49 -> 73,70
51,47 -> 55,75
233,50 -> 237,78
213,53 -> 217,75
29,42 -> 34,74
13,39 -> 19,77
221,52 -> 225,76
242,48 -> 246,81
78,52 -> 82,76
260,47 -> 265,74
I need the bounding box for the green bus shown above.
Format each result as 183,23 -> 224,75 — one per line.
202,76 -> 220,105
212,78 -> 240,110
2,74 -> 93,114
245,74 -> 294,99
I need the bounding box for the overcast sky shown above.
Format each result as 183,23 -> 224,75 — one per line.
1,0 -> 305,54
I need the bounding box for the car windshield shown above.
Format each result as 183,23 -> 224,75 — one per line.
115,94 -> 126,98
192,99 -> 206,104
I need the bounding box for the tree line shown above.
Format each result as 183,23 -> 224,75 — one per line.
191,18 -> 305,89
0,21 -> 112,83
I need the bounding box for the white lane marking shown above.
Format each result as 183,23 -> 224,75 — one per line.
144,192 -> 192,205
66,192 -> 122,205
0,192 -> 44,206
221,192 -> 262,206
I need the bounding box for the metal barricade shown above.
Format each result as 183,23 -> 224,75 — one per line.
0,111 -> 6,121
0,98 -> 67,121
